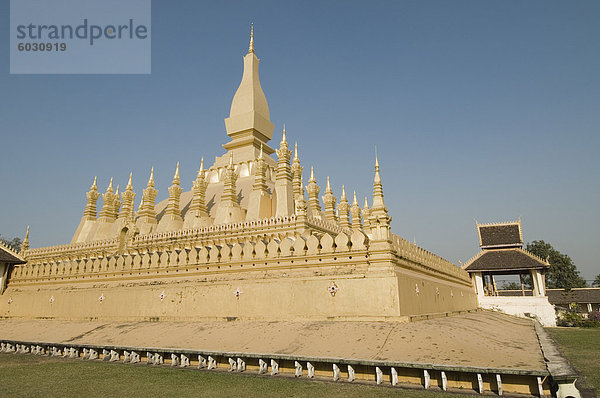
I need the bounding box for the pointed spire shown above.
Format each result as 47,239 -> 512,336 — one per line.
82,176 -> 101,219
306,166 -> 322,218
185,156 -> 209,226
370,153 -> 391,239
119,174 -> 136,223
114,185 -> 120,197
20,225 -> 30,255
281,124 -> 287,145
161,161 -> 183,224
99,178 -> 118,221
148,167 -> 155,187
137,167 -> 158,224
126,172 -> 133,191
362,196 -> 371,230
196,157 -> 205,179
322,176 -> 337,223
325,176 -> 332,194
338,185 -> 350,229
374,153 -> 381,184
291,141 -> 303,200
351,191 -> 363,231
372,154 -> 385,209
172,162 -> 180,185
248,23 -> 254,54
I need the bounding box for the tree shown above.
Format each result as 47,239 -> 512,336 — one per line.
502,281 -> 521,290
593,274 -> 600,288
0,235 -> 22,253
526,240 -> 587,290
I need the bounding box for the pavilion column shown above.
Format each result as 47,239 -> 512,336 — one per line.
473,272 -> 485,298
530,269 -> 545,296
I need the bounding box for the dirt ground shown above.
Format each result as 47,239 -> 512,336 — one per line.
0,311 -> 545,371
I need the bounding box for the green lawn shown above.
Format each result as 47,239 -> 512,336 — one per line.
0,353 -> 474,398
546,327 -> 600,395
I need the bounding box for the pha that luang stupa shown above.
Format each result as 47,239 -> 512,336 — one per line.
2,28 -> 579,398
1,27 -> 476,321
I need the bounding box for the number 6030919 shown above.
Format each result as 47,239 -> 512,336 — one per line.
17,42 -> 66,51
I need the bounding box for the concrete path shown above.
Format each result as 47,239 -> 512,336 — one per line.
0,311 -> 546,372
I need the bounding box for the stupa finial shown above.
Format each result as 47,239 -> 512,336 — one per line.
309,166 -> 315,183
107,177 -> 114,193
280,124 -> 288,148
293,142 -> 299,161
126,172 -> 133,191
91,176 -> 98,190
341,185 -> 347,201
248,23 -> 254,54
325,176 -> 332,194
353,191 -> 358,206
148,167 -> 155,187
20,225 -> 30,255
172,162 -> 180,185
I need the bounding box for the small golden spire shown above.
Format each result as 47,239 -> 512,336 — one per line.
114,185 -> 120,197
374,153 -> 381,184
107,177 -> 114,193
248,23 -> 254,54
341,185 -> 347,201
20,225 -> 30,255
281,124 -> 287,146
148,167 -> 155,187
197,157 -> 205,179
293,142 -> 299,161
364,196 -> 370,209
353,191 -> 358,206
173,162 -> 180,185
126,172 -> 133,191
309,166 -> 316,183
91,176 -> 98,190
325,176 -> 332,193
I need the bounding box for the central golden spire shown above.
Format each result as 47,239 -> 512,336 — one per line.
224,24 -> 275,156
248,23 -> 254,54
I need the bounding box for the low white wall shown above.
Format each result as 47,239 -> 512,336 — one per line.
478,296 -> 557,326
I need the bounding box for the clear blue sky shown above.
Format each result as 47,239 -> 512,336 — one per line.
1,1 -> 598,281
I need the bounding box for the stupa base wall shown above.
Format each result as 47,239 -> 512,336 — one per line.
0,265 -> 475,322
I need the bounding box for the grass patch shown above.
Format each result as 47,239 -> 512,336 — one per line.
546,327 -> 600,394
0,353 -> 476,397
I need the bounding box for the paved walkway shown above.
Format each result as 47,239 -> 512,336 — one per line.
0,311 -> 545,372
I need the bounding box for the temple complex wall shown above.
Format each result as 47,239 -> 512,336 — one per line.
0,219 -> 476,321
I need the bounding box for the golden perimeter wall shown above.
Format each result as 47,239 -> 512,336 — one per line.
0,217 -> 476,321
